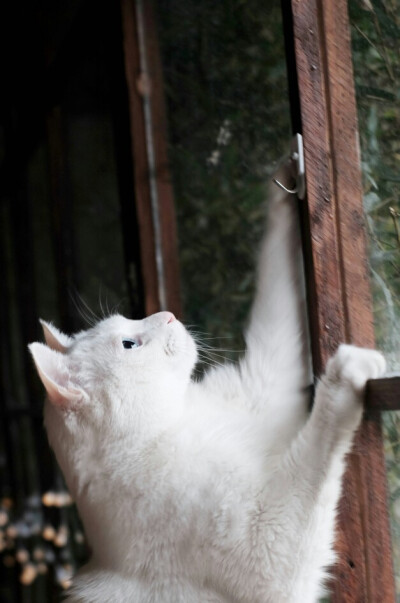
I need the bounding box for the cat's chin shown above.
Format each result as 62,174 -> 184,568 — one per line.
164,321 -> 198,373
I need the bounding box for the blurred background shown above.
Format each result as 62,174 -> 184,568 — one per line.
0,0 -> 398,600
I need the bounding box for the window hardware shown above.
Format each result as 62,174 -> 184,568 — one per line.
273,133 -> 305,200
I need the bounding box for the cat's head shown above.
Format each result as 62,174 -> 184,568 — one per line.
29,312 -> 197,453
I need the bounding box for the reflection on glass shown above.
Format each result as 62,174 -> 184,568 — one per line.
155,0 -> 291,363
350,0 -> 400,593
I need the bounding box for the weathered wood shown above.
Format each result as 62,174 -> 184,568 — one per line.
120,0 -> 182,318
320,3 -> 395,600
366,377 -> 400,412
110,33 -> 145,320
120,0 -> 159,316
289,0 -> 395,600
141,1 -> 182,318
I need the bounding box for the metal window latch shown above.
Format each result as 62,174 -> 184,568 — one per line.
273,133 -> 306,200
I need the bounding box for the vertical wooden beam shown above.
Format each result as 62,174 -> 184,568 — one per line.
289,0 -> 395,599
120,0 -> 182,318
110,31 -> 146,320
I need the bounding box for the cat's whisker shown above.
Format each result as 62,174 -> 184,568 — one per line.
196,343 -> 244,355
197,360 -> 227,371
78,294 -> 100,325
69,290 -> 99,327
105,295 -> 110,318
200,354 -> 240,365
194,359 -> 220,370
193,335 -> 231,345
75,290 -> 100,322
196,353 -> 228,370
98,286 -> 107,320
197,345 -> 245,353
185,328 -> 214,336
189,335 -> 236,344
189,335 -> 235,343
111,298 -> 125,316
195,335 -> 233,341
72,304 -> 93,327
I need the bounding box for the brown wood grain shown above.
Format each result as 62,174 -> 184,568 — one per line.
319,3 -> 395,600
142,1 -> 182,317
120,0 -> 182,318
120,0 -> 159,316
290,0 -> 396,599
366,377 -> 400,412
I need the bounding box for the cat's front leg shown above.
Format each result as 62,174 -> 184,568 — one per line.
201,163 -> 310,424
238,163 -> 311,436
265,345 -> 386,601
286,344 -> 386,490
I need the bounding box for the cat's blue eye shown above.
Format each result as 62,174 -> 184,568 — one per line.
122,339 -> 141,350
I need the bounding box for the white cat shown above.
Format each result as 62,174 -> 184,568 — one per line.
29,164 -> 386,602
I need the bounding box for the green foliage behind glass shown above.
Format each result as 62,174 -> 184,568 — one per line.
156,0 -> 291,363
350,0 -> 400,365
350,0 -> 400,594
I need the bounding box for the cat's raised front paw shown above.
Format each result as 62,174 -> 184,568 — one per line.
326,344 -> 386,393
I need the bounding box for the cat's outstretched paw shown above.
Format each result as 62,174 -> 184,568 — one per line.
318,345 -> 386,430
326,344 -> 386,393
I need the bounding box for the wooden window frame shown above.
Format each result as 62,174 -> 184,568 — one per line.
286,0 -> 399,599
120,0 -> 182,318
120,0 -> 400,599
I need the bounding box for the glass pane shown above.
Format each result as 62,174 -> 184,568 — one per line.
349,0 -> 400,594
155,0 -> 291,363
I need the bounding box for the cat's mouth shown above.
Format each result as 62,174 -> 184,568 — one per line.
165,333 -> 176,356
164,325 -> 194,359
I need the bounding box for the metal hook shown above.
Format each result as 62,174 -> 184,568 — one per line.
272,134 -> 306,200
272,178 -> 298,195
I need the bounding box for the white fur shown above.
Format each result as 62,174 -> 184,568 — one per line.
29,164 -> 386,602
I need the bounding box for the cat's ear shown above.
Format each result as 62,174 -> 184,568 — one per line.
39,320 -> 73,353
28,342 -> 86,408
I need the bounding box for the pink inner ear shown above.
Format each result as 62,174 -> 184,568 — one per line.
29,342 -> 83,408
